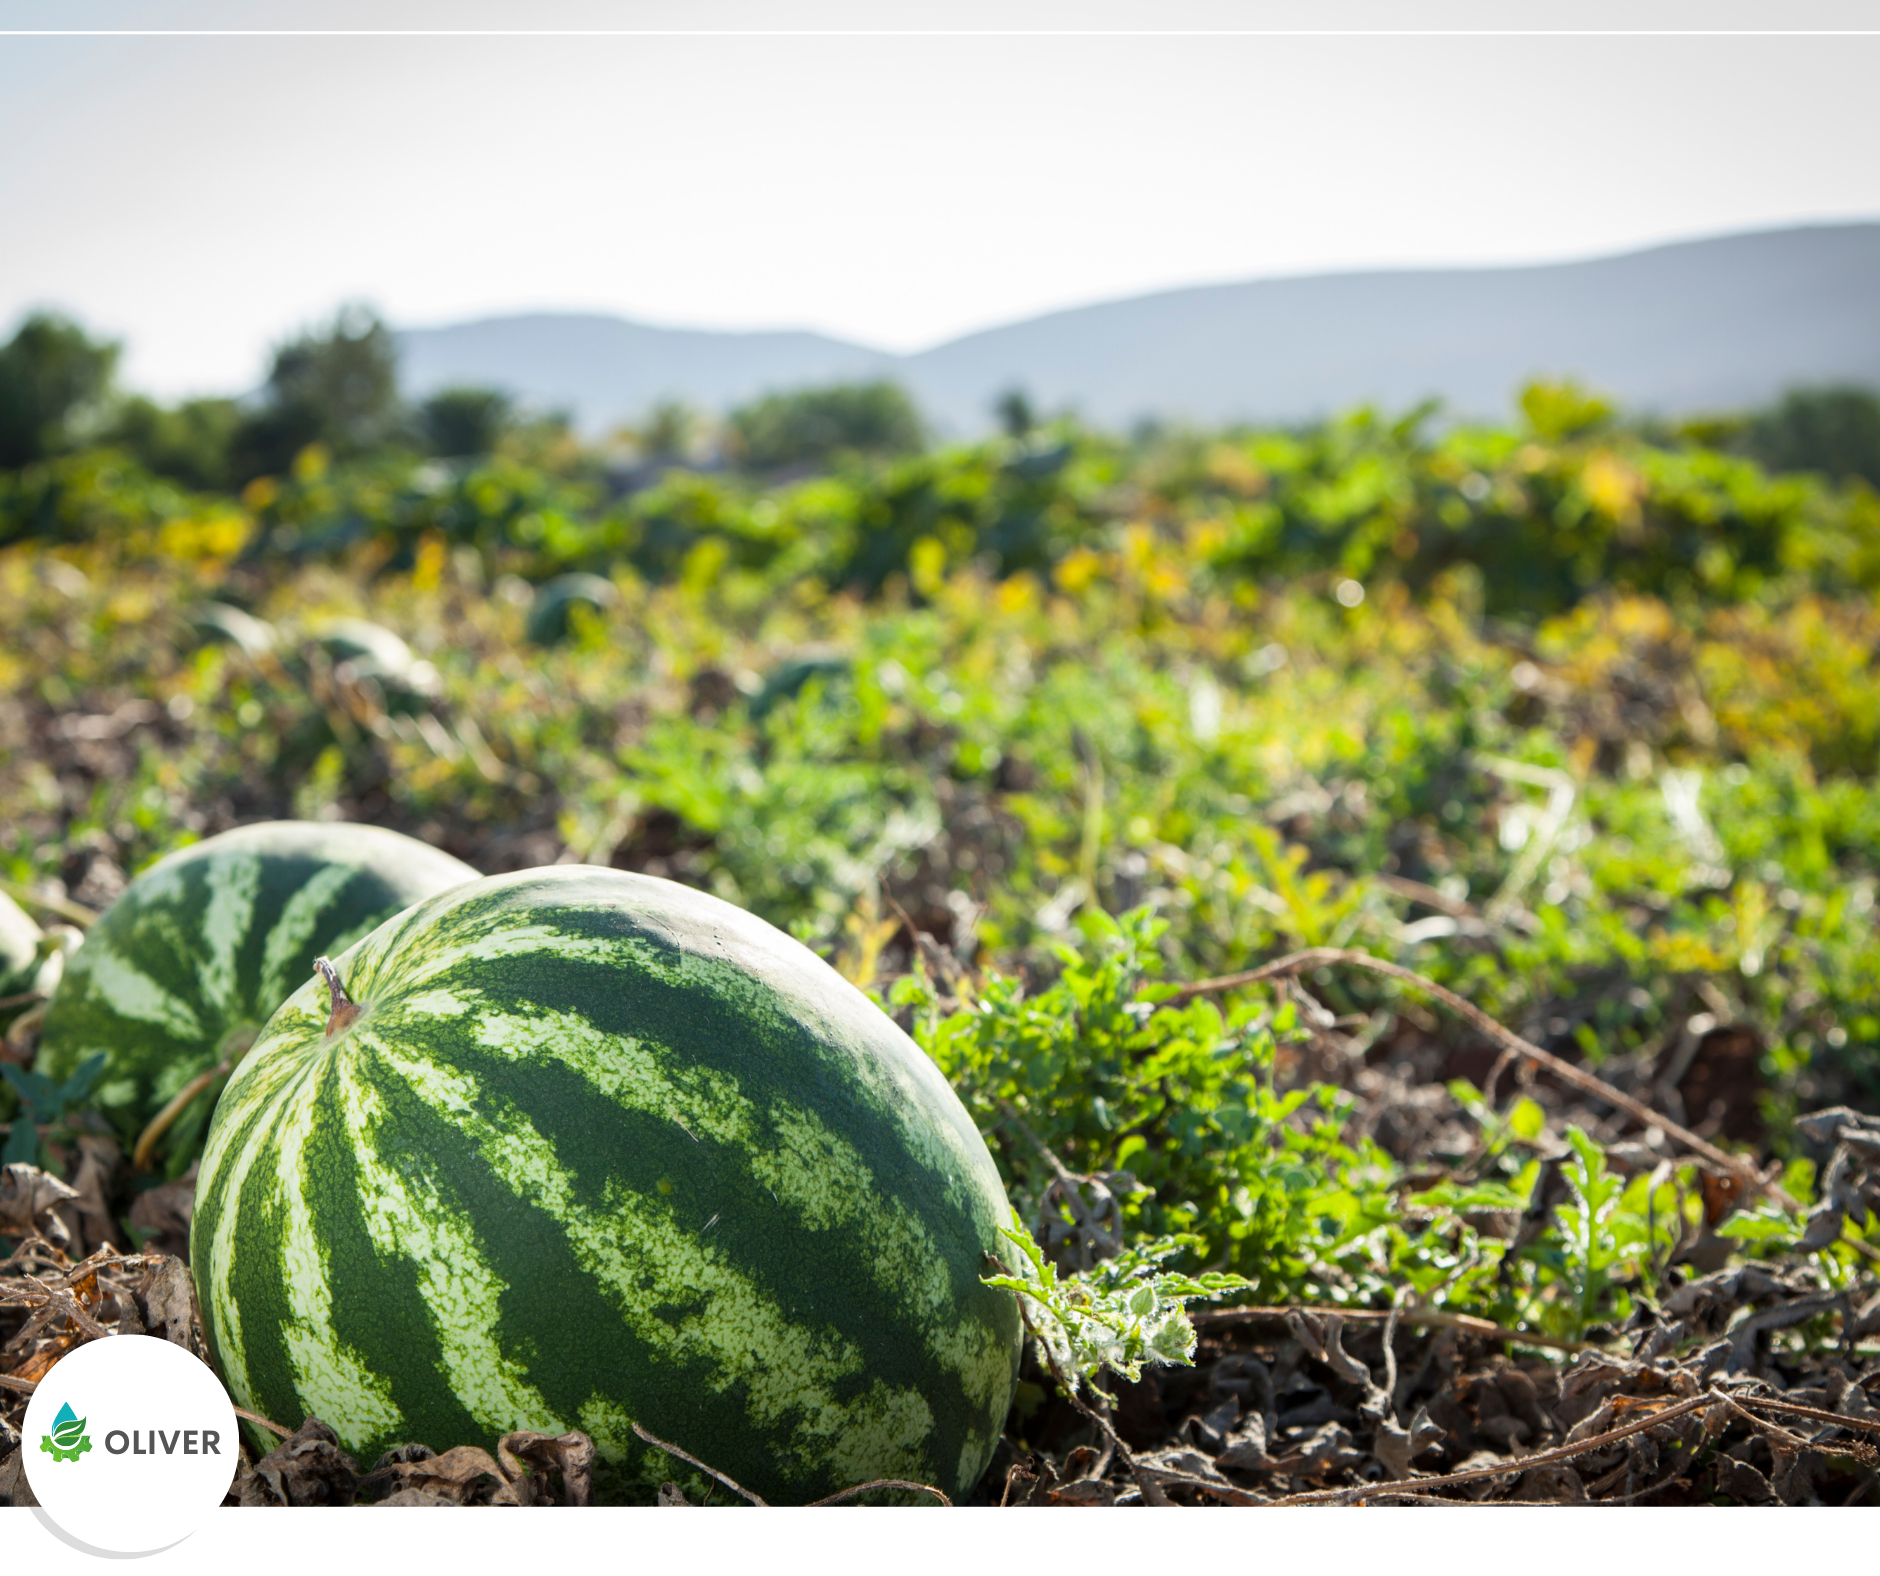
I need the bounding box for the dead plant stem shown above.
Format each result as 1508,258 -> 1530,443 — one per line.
0,878 -> 97,928
1728,1391 -> 1880,1439
1170,948 -> 1799,1212
1266,1390 -> 1715,1505
1194,1302 -> 1594,1355
806,1478 -> 952,1506
630,1420 -> 767,1506
235,1406 -> 292,1439
132,1061 -> 229,1170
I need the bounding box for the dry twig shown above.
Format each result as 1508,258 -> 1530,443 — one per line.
630,1420 -> 767,1506
628,1421 -> 951,1507
807,1478 -> 952,1506
132,1058 -> 235,1170
236,1406 -> 294,1439
1731,1392 -> 1880,1437
1268,1389 -> 1716,1505
1171,947 -> 1799,1211
1195,1302 -> 1595,1354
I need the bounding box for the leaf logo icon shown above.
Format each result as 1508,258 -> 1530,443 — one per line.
40,1400 -> 92,1462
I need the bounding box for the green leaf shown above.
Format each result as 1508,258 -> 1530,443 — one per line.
57,1052 -> 107,1109
1716,1211 -> 1796,1245
1,1064 -> 55,1111
2,1113 -> 39,1168
1411,1180 -> 1528,1211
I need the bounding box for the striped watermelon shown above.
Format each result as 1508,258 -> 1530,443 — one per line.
36,822 -> 477,1172
0,888 -> 41,1001
190,867 -> 1022,1504
0,890 -> 43,1125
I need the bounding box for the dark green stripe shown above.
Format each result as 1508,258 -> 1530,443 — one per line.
216,1098 -> 301,1438
310,1048 -> 482,1455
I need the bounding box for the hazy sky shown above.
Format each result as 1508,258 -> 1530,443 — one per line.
3,2 -> 1877,397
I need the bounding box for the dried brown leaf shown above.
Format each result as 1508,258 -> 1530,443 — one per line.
1515,1462 -> 1587,1503
0,1445 -> 38,1508
126,1166 -> 196,1259
1493,1366 -> 1554,1442
50,1137 -> 119,1257
1374,1403 -> 1444,1480
1770,1444 -> 1827,1506
1714,1455 -> 1777,1504
1182,1395 -> 1239,1452
366,1443 -> 509,1505
132,1256 -> 197,1349
1274,1420 -> 1370,1478
1217,1407 -> 1274,1472
0,1163 -> 79,1247
242,1417 -> 360,1507
496,1428 -> 595,1507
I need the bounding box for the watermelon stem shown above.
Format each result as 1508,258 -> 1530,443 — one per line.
629,1420 -> 768,1506
132,1027 -> 259,1170
313,957 -> 363,1036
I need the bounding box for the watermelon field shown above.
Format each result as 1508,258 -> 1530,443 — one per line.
4,381 -> 1880,1506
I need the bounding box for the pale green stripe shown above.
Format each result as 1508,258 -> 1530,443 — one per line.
197,849 -> 262,1020
74,946 -> 203,1038
258,862 -> 356,1007
198,992 -> 329,1412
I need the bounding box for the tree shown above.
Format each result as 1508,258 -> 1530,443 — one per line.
0,312 -> 120,469
994,387 -> 1037,440
231,303 -> 403,479
1745,385 -> 1880,489
1518,380 -> 1615,442
638,400 -> 701,463
418,385 -> 513,458
106,395 -> 242,491
725,381 -> 925,473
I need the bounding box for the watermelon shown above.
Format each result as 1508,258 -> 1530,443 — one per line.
310,618 -> 439,715
36,822 -> 478,1171
0,890 -> 44,1125
190,866 -> 1022,1504
0,889 -> 41,1001
524,573 -> 618,646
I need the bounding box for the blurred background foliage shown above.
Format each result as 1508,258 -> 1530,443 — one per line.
5,305 -> 1878,618
4,302 -> 1880,1318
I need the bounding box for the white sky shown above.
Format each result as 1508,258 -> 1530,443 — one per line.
2,2 -> 1877,397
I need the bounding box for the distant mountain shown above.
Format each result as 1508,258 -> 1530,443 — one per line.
396,314 -> 892,433
396,222 -> 1880,434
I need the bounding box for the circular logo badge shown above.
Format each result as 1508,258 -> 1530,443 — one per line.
22,1335 -> 238,1555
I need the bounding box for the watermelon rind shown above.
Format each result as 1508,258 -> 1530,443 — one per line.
35,821 -> 478,1170
0,889 -> 44,1123
524,573 -> 618,646
191,865 -> 1023,1504
0,889 -> 41,1000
